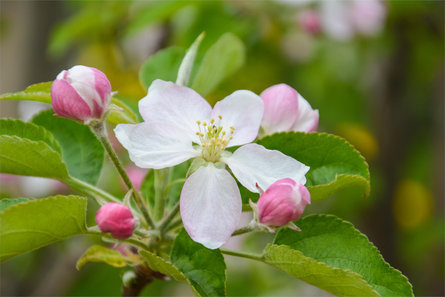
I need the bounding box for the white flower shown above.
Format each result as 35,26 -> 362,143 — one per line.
114,80 -> 309,249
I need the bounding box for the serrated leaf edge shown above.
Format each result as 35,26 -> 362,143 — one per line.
264,244 -> 380,297
275,214 -> 414,297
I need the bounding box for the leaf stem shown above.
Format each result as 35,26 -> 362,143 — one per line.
153,169 -> 169,221
64,176 -> 120,203
220,249 -> 265,262
158,202 -> 180,233
90,121 -> 155,229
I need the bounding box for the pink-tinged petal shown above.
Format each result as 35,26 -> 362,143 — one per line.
51,79 -> 92,121
257,179 -> 310,226
139,80 -> 212,143
66,65 -> 103,112
260,84 -> 299,135
91,67 -> 112,105
180,165 -> 242,249
292,94 -> 319,132
114,122 -> 198,169
212,90 -> 264,147
95,202 -> 135,240
223,143 -> 309,193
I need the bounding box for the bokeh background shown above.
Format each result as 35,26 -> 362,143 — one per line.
0,0 -> 443,296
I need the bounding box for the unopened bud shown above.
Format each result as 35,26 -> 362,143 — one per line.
257,178 -> 310,227
51,65 -> 111,123
260,83 -> 319,136
95,202 -> 135,240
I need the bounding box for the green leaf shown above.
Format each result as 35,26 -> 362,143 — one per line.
0,198 -> 34,212
268,215 -> 413,296
257,132 -> 370,201
0,119 -> 61,154
176,32 -> 205,86
139,250 -> 186,281
191,33 -> 245,96
0,195 -> 88,262
0,135 -> 69,179
139,47 -> 186,90
0,82 -> 52,103
108,98 -> 139,125
32,110 -> 104,185
171,229 -> 226,297
76,245 -> 129,270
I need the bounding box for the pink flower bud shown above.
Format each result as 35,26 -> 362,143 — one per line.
51,65 -> 112,122
350,0 -> 386,36
299,10 -> 321,35
257,178 -> 310,227
260,84 -> 319,136
95,202 -> 135,239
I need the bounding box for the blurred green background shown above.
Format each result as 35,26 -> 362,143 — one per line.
0,0 -> 443,296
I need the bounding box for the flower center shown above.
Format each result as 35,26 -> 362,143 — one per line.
195,115 -> 234,162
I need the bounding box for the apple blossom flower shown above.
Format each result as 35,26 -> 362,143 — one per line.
257,178 -> 310,227
114,79 -> 309,249
51,65 -> 112,123
95,202 -> 135,240
260,83 -> 319,136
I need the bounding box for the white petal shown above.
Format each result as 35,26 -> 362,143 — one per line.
293,94 -> 319,133
139,80 -> 212,143
180,165 -> 242,249
224,143 -> 309,193
212,90 -> 264,147
321,0 -> 354,41
114,123 -> 198,169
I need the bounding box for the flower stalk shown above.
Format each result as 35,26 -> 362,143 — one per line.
90,121 -> 155,229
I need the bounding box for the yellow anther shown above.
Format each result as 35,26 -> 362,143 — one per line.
196,120 -> 201,125
222,131 -> 226,136
230,126 -> 235,130
196,132 -> 200,135
229,136 -> 233,140
210,118 -> 215,124
203,122 -> 207,127
218,115 -> 222,120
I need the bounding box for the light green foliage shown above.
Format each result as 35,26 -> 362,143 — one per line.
108,98 -> 139,125
257,132 -> 370,201
0,119 -> 61,153
32,110 -> 104,185
139,250 -> 186,281
0,198 -> 34,212
171,229 -> 226,296
264,245 -> 379,297
272,215 -> 413,296
191,33 -> 245,97
0,82 -> 52,103
76,245 -> 129,270
0,135 -> 69,179
139,47 -> 186,90
0,195 -> 87,262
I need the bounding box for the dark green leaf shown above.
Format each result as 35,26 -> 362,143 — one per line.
32,110 -> 104,185
257,132 -> 370,201
270,215 -> 413,296
0,195 -> 87,262
171,229 -> 226,296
